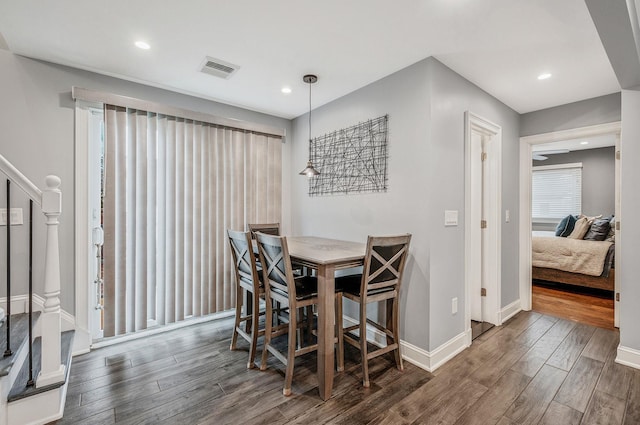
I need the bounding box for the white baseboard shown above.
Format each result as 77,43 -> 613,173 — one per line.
499,299 -> 522,324
403,330 -> 470,373
616,345 -> 640,370
342,315 -> 470,373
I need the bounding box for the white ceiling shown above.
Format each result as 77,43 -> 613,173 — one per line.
0,0 -> 621,119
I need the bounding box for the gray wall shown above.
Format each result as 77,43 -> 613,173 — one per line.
0,50 -> 292,312
290,57 -> 520,351
532,147 -> 615,231
520,92 -> 621,137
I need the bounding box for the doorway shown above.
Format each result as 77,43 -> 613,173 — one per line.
519,122 -> 621,328
465,112 -> 502,342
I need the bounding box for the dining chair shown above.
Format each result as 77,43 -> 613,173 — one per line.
227,229 -> 265,369
248,222 -> 281,239
256,232 -> 344,396
336,234 -> 412,387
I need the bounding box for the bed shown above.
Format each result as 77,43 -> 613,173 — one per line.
532,230 -> 615,291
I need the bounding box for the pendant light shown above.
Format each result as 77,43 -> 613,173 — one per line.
299,74 -> 320,177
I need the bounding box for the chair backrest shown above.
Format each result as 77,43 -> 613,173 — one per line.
227,229 -> 261,294
248,223 -> 281,239
360,234 -> 412,297
255,232 -> 297,307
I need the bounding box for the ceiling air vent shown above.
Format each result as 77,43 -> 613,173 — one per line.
200,56 -> 240,79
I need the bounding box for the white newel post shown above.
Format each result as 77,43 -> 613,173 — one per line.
36,175 -> 66,388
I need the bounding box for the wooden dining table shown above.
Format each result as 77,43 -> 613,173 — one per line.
285,236 -> 366,400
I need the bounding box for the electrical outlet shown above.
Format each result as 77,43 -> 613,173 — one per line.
0,208 -> 23,226
452,297 -> 458,314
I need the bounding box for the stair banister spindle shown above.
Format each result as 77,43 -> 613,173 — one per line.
36,175 -> 65,388
4,179 -> 12,357
27,199 -> 34,387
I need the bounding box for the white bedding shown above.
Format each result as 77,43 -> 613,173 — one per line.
532,236 -> 613,276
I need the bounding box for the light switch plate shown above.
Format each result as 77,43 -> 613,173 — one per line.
0,208 -> 23,226
445,210 -> 458,226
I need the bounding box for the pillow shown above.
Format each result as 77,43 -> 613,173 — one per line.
606,216 -> 616,242
567,217 -> 591,239
555,215 -> 577,237
584,218 -> 612,241
579,214 -> 602,222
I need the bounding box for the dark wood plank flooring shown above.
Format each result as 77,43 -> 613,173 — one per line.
60,311 -> 639,424
532,281 -> 614,329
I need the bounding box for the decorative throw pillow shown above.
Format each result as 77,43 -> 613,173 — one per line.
579,214 -> 602,222
555,214 -> 577,237
567,217 -> 591,239
606,215 -> 616,242
584,218 -> 612,241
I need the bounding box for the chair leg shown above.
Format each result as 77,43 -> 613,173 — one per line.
392,297 -> 403,371
336,294 -> 344,372
260,296 -> 274,371
230,286 -> 242,351
247,290 -> 260,369
283,306 -> 297,396
359,301 -> 370,388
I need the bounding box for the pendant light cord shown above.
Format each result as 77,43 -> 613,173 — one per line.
308,79 -> 312,159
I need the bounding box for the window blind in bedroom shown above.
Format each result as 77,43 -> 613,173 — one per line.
532,163 -> 582,220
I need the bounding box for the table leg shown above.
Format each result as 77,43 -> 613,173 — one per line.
316,264 -> 335,401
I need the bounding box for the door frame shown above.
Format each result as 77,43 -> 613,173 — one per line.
518,121 -> 621,326
465,111 -> 502,338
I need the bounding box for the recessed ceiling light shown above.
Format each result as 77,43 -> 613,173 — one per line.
580,141 -> 589,145
135,41 -> 150,50
537,73 -> 552,80
281,87 -> 292,94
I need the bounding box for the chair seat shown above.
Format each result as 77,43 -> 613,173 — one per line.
271,275 -> 318,301
295,276 -> 318,299
335,274 -> 394,297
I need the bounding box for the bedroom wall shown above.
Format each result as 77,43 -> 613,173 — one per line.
290,57 -> 520,353
532,147 -> 615,231
0,50 -> 292,313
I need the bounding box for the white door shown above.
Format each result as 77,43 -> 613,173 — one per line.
465,112 -> 502,329
470,131 -> 483,322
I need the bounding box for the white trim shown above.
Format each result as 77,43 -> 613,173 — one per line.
499,299 -> 522,324
73,102 -> 91,354
71,87 -> 286,138
342,315 -> 470,373
402,331 -> 470,373
7,383 -> 68,425
519,121 -> 621,315
464,111 -> 502,329
616,345 -> 640,370
532,162 -> 582,171
90,310 -> 235,349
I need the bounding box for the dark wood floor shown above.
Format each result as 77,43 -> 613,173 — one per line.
532,282 -> 615,329
60,311 -> 639,424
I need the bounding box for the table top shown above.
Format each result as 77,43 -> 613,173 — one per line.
286,236 -> 366,266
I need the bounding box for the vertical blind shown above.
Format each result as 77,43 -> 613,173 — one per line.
532,163 -> 582,220
103,105 -> 282,337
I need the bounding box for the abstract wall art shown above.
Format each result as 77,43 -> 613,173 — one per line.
309,114 -> 388,196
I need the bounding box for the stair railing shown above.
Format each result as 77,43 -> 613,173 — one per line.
0,154 -> 65,388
